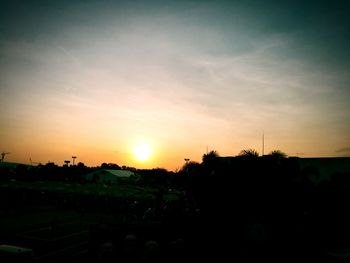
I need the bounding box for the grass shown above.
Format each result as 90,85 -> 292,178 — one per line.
0,180 -> 157,200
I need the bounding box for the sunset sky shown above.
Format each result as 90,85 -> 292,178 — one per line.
1,0 -> 349,170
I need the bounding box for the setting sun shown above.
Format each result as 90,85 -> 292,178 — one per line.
133,143 -> 152,162
0,0 -> 349,170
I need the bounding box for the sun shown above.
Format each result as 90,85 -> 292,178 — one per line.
133,143 -> 151,162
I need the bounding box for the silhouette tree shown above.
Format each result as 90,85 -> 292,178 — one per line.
101,163 -> 121,170
269,150 -> 287,159
181,161 -> 200,174
77,162 -> 86,168
238,149 -> 259,158
202,150 -> 219,166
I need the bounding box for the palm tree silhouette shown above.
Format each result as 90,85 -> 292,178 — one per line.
238,149 -> 259,158
202,150 -> 219,165
269,150 -> 287,159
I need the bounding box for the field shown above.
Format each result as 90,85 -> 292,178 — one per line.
0,180 -> 168,262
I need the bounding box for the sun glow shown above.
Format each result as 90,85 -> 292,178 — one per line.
133,143 -> 151,162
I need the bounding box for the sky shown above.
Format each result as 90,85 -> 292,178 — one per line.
0,0 -> 349,170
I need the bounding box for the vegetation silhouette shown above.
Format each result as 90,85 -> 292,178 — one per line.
238,148 -> 259,158
1,150 -> 350,261
202,150 -> 219,166
269,149 -> 287,159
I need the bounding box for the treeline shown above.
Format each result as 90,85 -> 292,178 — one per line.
178,150 -> 350,257
0,162 -> 91,182
1,150 -> 350,260
0,161 -> 176,187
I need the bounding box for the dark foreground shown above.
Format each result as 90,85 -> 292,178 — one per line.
1,157 -> 350,262
1,181 -> 350,263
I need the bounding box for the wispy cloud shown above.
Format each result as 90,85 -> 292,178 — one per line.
1,0 -> 349,168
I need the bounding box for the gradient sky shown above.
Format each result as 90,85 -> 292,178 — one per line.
1,0 -> 349,170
